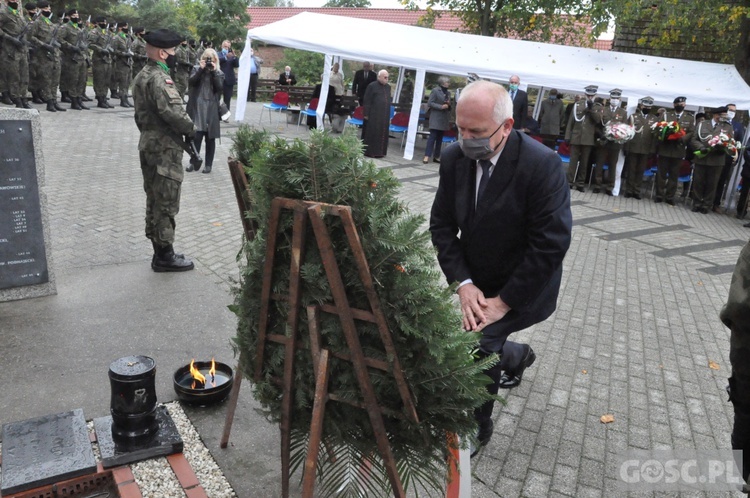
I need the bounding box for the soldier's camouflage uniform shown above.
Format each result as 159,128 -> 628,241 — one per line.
0,4 -> 30,103
29,14 -> 61,105
58,20 -> 87,100
172,43 -> 191,97
112,30 -> 132,105
131,35 -> 146,77
132,60 -> 195,250
88,26 -> 112,102
720,240 -> 750,486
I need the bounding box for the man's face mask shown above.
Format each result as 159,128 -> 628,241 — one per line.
642,107 -> 651,115
459,122 -> 507,161
674,104 -> 685,113
8,2 -> 18,9
610,99 -> 620,107
549,94 -> 557,100
164,51 -> 176,69
509,83 -> 519,92
728,110 -> 736,120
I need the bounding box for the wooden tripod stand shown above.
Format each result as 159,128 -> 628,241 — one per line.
220,185 -> 419,497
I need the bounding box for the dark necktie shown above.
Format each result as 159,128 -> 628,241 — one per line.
476,160 -> 492,205
510,91 -> 516,101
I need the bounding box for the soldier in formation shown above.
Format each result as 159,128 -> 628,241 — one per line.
592,88 -> 628,195
28,0 -> 64,111
0,0 -> 32,108
112,20 -> 133,107
623,97 -> 658,198
58,8 -> 88,109
88,15 -> 114,109
565,85 -> 599,192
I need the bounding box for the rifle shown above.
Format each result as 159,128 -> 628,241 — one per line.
125,26 -> 133,67
12,9 -> 40,47
102,23 -> 116,54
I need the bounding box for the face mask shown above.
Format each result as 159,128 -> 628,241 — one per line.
459,123 -> 505,160
42,10 -> 51,17
674,105 -> 685,113
165,53 -> 176,69
728,111 -> 736,120
98,23 -> 105,28
221,48 -> 228,54
8,2 -> 18,9
610,99 -> 620,107
549,95 -> 557,100
509,84 -> 519,92
642,107 -> 651,115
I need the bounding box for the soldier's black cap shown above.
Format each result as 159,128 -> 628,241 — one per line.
36,0 -> 48,7
673,96 -> 687,104
133,27 -> 145,33
118,20 -> 128,26
712,106 -> 728,114
94,15 -> 106,23
66,9 -> 78,16
143,29 -> 183,49
25,3 -> 36,10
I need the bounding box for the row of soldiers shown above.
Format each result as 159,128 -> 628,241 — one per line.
0,1 -> 198,112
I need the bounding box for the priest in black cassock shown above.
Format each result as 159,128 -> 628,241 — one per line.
362,70 -> 392,158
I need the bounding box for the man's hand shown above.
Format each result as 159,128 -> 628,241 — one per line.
476,297 -> 511,332
457,283 -> 487,331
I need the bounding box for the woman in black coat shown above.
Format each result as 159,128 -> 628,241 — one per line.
186,48 -> 224,173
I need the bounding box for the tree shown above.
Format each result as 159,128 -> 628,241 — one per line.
403,0 -> 610,46
324,0 -> 372,7
249,0 -> 295,6
195,0 -> 252,46
607,0 -> 750,86
275,48 -> 326,86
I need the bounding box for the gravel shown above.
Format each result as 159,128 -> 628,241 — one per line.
0,402 -> 236,498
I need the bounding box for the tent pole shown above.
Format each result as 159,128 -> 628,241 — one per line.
403,68 -> 425,161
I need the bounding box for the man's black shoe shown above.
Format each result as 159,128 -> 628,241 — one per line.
470,419 -> 493,458
700,208 -> 709,214
152,246 -> 194,272
666,199 -> 675,206
692,206 -> 701,213
633,193 -> 642,200
592,187 -> 601,194
576,186 -> 585,193
605,189 -> 613,196
744,221 -> 750,228
654,197 -> 663,203
498,347 -> 536,389
624,193 -> 632,198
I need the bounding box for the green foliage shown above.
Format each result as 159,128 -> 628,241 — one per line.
275,48 -> 326,86
230,126 -> 499,496
194,0 -> 251,47
249,0 -> 295,6
608,0 -> 750,64
403,0 -> 610,45
324,0 -> 372,7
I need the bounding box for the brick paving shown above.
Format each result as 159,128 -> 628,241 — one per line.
24,95 -> 750,496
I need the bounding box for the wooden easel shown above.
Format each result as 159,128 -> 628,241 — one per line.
220,166 -> 419,497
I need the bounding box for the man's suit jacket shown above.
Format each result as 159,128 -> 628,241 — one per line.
278,72 -> 296,86
352,69 -> 377,102
430,131 -> 572,348
510,89 -> 528,129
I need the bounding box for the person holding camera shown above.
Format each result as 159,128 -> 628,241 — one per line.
422,76 -> 452,164
185,47 -> 224,174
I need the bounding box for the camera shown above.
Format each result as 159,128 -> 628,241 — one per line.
204,59 -> 214,70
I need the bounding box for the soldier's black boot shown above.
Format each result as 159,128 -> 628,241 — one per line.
70,97 -> 82,110
46,99 -> 57,112
96,96 -> 108,109
1,92 -> 12,105
120,93 -> 132,108
60,91 -> 71,103
12,97 -> 24,108
152,245 -> 194,272
77,97 -> 90,110
20,98 -> 32,109
104,97 -> 115,108
32,91 -> 44,104
81,93 -> 92,102
202,163 -> 212,174
53,100 -> 66,112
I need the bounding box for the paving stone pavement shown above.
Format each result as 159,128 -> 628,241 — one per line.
7,94 -> 750,497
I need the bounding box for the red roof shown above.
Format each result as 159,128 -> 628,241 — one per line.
247,7 -> 612,50
247,7 -> 464,32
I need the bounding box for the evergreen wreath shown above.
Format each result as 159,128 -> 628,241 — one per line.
230,126 -> 498,497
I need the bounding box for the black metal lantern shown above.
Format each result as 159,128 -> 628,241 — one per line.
108,355 -> 158,439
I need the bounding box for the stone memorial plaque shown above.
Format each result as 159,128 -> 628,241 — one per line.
1,408 -> 97,495
0,119 -> 49,290
94,405 -> 183,468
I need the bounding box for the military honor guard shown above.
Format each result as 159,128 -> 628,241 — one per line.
623,97 -> 658,198
655,96 -> 694,205
690,106 -> 734,213
592,88 -> 628,195
565,85 -> 599,192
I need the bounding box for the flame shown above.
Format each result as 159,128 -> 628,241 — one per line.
190,359 -> 206,389
209,358 -> 216,387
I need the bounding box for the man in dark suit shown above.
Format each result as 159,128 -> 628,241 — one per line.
430,80 -> 572,457
508,75 -> 528,130
352,61 -> 377,104
278,66 -> 296,86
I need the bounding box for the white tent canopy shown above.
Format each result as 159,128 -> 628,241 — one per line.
235,12 -> 750,160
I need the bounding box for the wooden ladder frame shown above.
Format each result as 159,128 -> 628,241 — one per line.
220,182 -> 419,497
